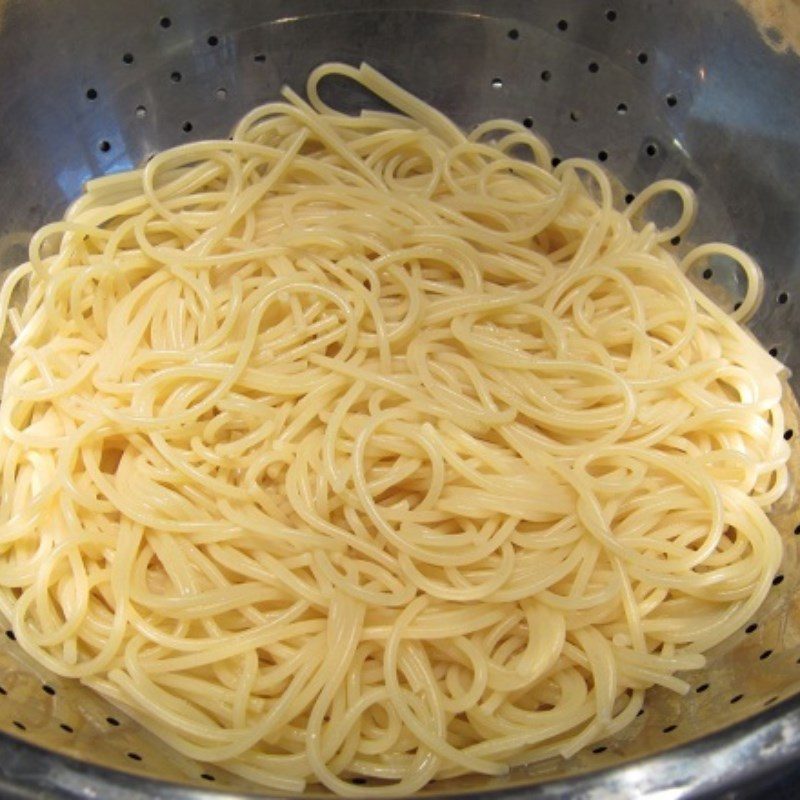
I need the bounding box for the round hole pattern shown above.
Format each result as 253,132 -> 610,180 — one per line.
507,28 -> 519,40
170,71 -> 182,83
86,88 -> 97,100
637,51 -> 649,64
606,9 -> 617,21
216,87 -> 228,100
671,235 -> 681,246
784,430 -> 794,441
570,111 -> 580,122
122,53 -> 134,65
778,291 -> 789,304
557,19 -> 569,31
625,192 -> 635,204
588,62 -> 599,73
703,268 -> 713,280
182,121 -> 193,133
41,685 -> 55,696
598,150 -> 608,161
491,77 -> 503,89
646,143 -> 658,157
541,70 -> 552,82
159,16 -> 171,29
99,140 -> 111,153
666,93 -> 677,107
617,102 -> 628,114
207,35 -> 219,46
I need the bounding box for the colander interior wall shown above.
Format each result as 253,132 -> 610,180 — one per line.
0,0 -> 800,797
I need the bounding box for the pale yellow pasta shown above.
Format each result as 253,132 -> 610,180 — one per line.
0,62 -> 790,795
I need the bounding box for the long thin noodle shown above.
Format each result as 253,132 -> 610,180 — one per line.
0,62 -> 790,795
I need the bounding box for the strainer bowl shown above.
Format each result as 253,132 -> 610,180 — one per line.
1,1 -> 800,797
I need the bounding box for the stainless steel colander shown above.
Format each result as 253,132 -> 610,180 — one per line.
1,1 -> 800,797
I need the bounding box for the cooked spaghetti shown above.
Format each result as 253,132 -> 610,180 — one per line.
0,62 -> 790,794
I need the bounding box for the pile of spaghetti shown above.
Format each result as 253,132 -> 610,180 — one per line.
0,63 -> 790,794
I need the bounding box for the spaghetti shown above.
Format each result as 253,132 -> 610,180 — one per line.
0,62 -> 790,794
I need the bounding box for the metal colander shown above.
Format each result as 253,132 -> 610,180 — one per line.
1,1 -> 800,797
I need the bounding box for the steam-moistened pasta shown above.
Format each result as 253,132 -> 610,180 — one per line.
0,63 -> 790,795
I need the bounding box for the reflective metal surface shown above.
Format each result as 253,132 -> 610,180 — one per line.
0,0 -> 799,797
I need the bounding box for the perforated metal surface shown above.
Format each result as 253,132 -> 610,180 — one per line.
0,1 -> 799,797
